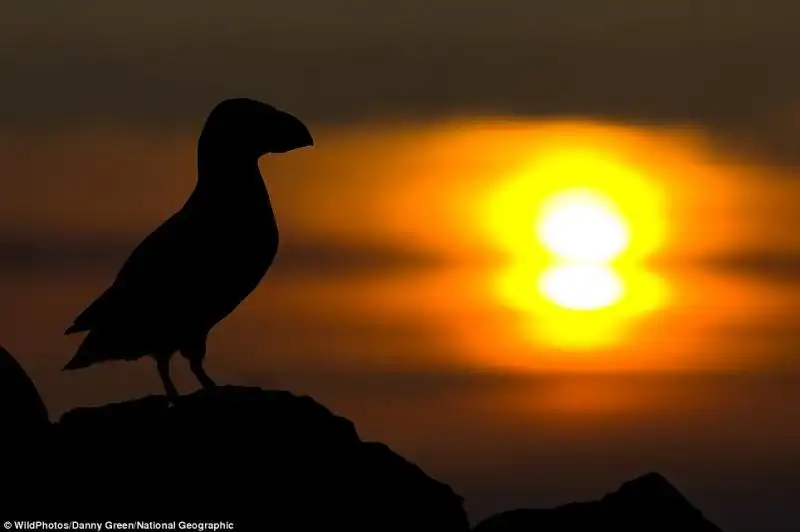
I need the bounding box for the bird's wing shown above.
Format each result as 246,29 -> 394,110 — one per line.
65,210 -> 203,334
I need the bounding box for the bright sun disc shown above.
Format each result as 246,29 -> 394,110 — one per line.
539,264 -> 624,310
537,190 -> 629,262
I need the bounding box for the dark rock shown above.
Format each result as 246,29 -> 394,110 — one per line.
0,347 -> 724,531
0,345 -> 50,438
473,471 -> 723,532
8,385 -> 469,532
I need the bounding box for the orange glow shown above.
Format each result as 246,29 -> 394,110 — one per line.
476,132 -> 669,353
481,144 -> 667,264
0,118 -> 797,377
495,262 -> 666,351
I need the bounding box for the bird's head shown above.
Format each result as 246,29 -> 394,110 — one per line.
199,98 -> 314,159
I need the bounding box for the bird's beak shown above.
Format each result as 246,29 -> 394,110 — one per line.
267,110 -> 314,154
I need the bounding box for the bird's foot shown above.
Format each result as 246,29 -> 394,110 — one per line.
198,382 -> 217,398
165,389 -> 181,407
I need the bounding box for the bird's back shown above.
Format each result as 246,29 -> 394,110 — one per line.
65,189 -> 278,364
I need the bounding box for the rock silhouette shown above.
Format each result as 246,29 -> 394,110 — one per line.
7,384 -> 469,531
2,348 -> 724,531
473,471 -> 723,532
0,345 -> 50,441
63,98 -> 314,403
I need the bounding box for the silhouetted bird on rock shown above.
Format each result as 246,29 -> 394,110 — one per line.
63,98 -> 314,402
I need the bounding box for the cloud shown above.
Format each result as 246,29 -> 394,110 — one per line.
1,2 -> 799,165
699,249 -> 800,284
0,232 -> 448,278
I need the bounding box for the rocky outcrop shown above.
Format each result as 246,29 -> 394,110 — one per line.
473,472 -> 723,532
0,345 -> 50,440
2,354 -> 468,531
1,347 -> 724,531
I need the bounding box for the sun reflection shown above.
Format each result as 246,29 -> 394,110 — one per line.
496,261 -> 666,350
539,264 -> 624,311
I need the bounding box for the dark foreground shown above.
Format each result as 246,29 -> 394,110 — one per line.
3,347 -> 723,531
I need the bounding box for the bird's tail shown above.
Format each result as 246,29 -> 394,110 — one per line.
62,348 -> 96,370
63,331 -> 119,370
63,329 -> 150,370
64,323 -> 85,335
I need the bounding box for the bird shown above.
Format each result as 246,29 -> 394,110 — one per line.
62,98 -> 314,403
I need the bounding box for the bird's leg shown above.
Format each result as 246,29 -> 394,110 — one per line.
155,353 -> 180,404
181,340 -> 216,391
190,359 -> 216,390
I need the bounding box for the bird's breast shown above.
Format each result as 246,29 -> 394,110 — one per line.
190,210 -> 278,326
215,209 -> 278,274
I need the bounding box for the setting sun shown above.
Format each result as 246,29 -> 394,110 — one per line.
535,189 -> 630,310
537,189 -> 630,263
479,131 -> 669,351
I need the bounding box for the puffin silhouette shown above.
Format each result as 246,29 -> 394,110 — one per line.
63,98 -> 313,402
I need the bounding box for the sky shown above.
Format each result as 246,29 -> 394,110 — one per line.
2,2 -> 800,531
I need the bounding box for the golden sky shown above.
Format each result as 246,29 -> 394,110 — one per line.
1,119 -> 798,382
2,4 -> 800,530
